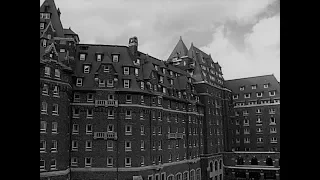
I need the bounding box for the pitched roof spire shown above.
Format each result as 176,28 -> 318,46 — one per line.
40,0 -> 64,37
167,36 -> 188,60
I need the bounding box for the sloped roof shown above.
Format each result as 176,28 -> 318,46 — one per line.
40,0 -> 64,37
225,74 -> 280,100
63,28 -> 77,35
168,36 -> 189,60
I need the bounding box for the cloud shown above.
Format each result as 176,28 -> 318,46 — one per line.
200,14 -> 280,81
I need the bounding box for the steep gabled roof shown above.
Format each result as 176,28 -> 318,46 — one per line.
168,36 -> 189,60
40,0 -> 64,37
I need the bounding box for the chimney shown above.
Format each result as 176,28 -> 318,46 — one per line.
128,36 -> 138,56
57,8 -> 61,17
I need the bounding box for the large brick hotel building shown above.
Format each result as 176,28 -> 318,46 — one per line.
40,1 -> 280,180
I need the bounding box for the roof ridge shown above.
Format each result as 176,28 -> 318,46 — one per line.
226,74 -> 275,81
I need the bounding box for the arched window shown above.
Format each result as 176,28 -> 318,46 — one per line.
251,156 -> 258,165
210,162 -> 213,172
219,160 -> 222,169
237,156 -> 244,165
214,161 -> 218,171
266,157 -> 273,166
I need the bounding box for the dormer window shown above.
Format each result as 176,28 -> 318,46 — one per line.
154,65 -> 158,71
54,69 -> 60,78
112,55 -> 119,62
107,80 -> 113,87
124,80 -> 130,88
240,86 -> 245,91
97,54 -> 102,61
123,67 -> 129,75
104,65 -> 109,72
269,91 -> 276,96
140,82 -> 144,90
80,54 -> 86,61
76,78 -> 83,87
40,23 -> 45,30
244,93 -> 251,98
159,76 -> 163,83
84,65 -> 90,73
264,84 -> 269,88
135,59 -> 140,65
233,94 -> 238,100
252,85 -> 257,89
257,92 -> 263,97
47,34 -> 51,39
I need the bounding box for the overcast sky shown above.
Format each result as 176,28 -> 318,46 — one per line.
41,0 -> 280,81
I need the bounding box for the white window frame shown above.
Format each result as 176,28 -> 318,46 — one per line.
99,79 -> 105,87
86,140 -> 92,151
107,140 -> 113,151
41,102 -> 47,114
107,157 -> 113,167
256,92 -> 263,97
40,159 -> 45,171
87,93 -> 93,102
104,65 -> 110,72
271,137 -> 277,143
52,122 -> 58,134
124,80 -> 130,88
85,157 -> 92,167
60,48 -> 65,53
244,93 -> 251,98
124,67 -> 130,75
175,173 -> 182,180
270,117 -> 276,125
240,86 -> 245,91
52,104 -> 59,115
80,54 -> 86,61
71,157 -> 78,167
74,93 -> 80,102
125,125 -> 132,135
264,84 -> 269,88
76,78 -> 82,87
86,124 -> 93,134
73,108 -> 80,118
40,140 -> 46,152
40,23 -> 44,29
112,55 -> 119,62
54,69 -> 60,79
72,124 -> 79,134
269,91 -> 276,96
256,128 -> 263,133
257,137 -> 263,143
140,125 -> 145,135
141,140 -> 145,151
108,110 -> 114,118
72,140 -> 78,151
51,140 -> 57,152
125,141 -> 132,151
244,128 -> 250,134
87,109 -> 93,118
97,54 -> 102,61
107,79 -> 113,87
53,86 -> 59,97
84,65 -> 90,73
125,157 -> 131,167
44,67 -> 51,77
233,95 -> 238,99
40,121 -> 47,133
244,138 -> 250,143
270,127 -> 277,133
252,85 -> 257,89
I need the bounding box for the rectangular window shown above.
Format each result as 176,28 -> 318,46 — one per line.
86,140 -> 92,151
40,140 -> 46,152
51,140 -> 57,152
40,23 -> 45,29
244,128 -> 250,134
125,125 -> 132,135
256,117 -> 262,124
72,124 -> 79,134
86,124 -> 93,134
271,137 -> 277,143
125,141 -> 132,151
80,54 -> 86,61
84,65 -> 90,73
107,80 -> 114,87
257,137 -> 263,143
71,157 -> 78,167
141,140 -> 145,150
85,157 -> 92,167
107,157 -> 113,167
53,86 -> 59,97
112,55 -> 119,62
124,80 -> 130,88
264,83 -> 269,88
125,157 -> 131,167
125,110 -> 132,119
270,127 -> 277,133
74,93 -> 80,102
54,69 -> 60,78
141,156 -> 145,166
240,86 -> 245,91
97,54 -> 102,61
269,91 -> 276,96
99,79 -> 105,87
87,109 -> 93,118
270,117 -> 276,124
252,85 -> 257,89
141,82 -> 144,90
135,68 -> 139,76
107,141 -> 113,151
87,93 -> 93,102
104,65 -> 110,72
124,67 -> 130,75
244,93 -> 251,98
233,95 -> 238,99
243,119 -> 249,126
244,138 -> 250,143
76,78 -> 82,86
256,128 -> 263,133
52,104 -> 59,115
50,159 -> 56,170
72,140 -> 78,151
52,122 -> 57,134
256,92 -> 263,97
42,84 -> 49,95
44,67 -> 51,77
108,110 -> 114,117
60,49 -> 65,53
40,121 -> 47,133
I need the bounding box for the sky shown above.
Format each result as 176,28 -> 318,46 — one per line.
40,0 -> 280,81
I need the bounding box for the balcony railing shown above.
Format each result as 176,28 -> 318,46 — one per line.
93,132 -> 117,140
95,100 -> 118,107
